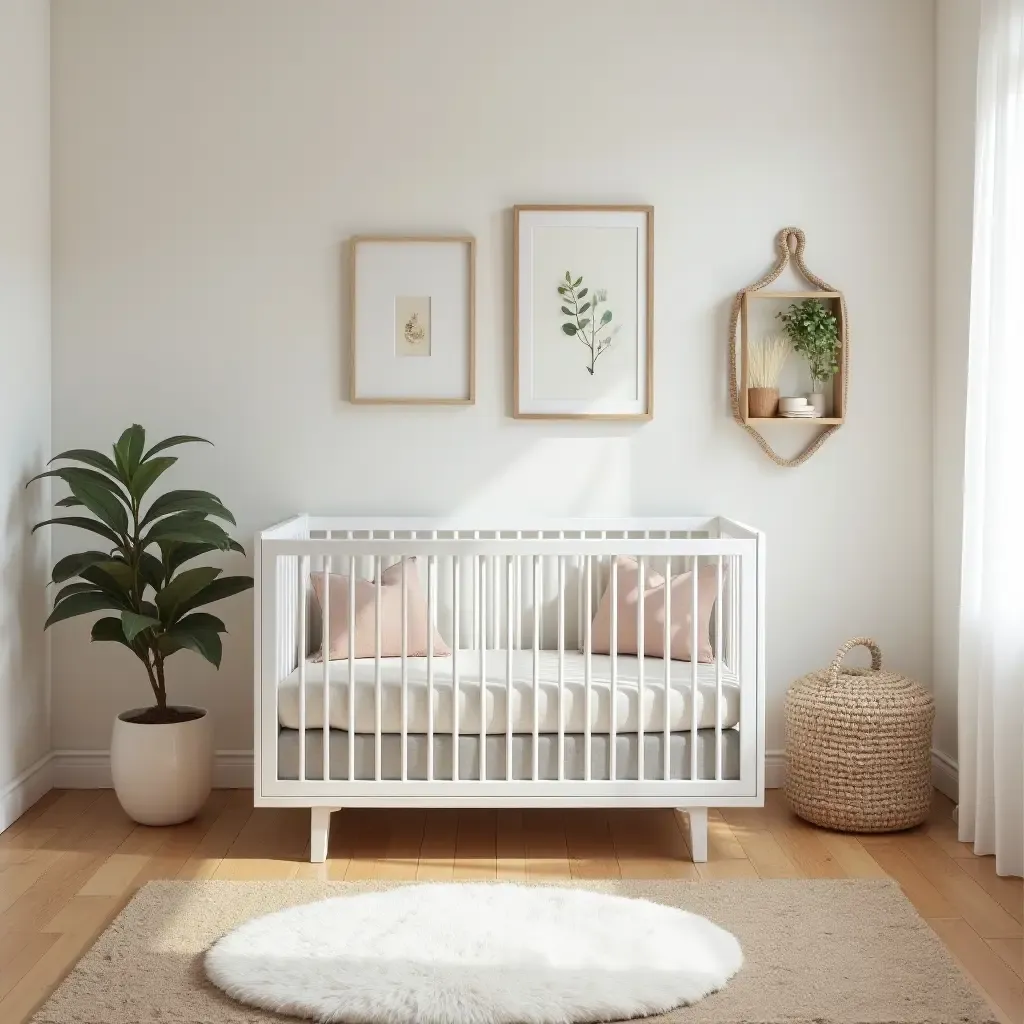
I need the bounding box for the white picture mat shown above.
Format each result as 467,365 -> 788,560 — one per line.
353,240 -> 471,400
517,209 -> 649,416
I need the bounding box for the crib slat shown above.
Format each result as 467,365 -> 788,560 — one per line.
401,558 -> 408,782
515,531 -> 522,650
427,554 -> 435,783
637,553 -> 645,782
664,555 -> 671,782
479,555 -> 487,782
690,555 -> 699,782
453,556 -> 461,782
610,554 -> 618,782
347,557 -> 355,782
532,554 -> 540,782
322,561 -> 330,783
506,555 -> 514,781
715,554 -> 724,781
298,555 -> 307,783
374,555 -> 382,782
557,550 -> 566,782
585,554 -> 593,782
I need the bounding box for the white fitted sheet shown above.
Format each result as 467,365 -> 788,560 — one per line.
277,650 -> 740,735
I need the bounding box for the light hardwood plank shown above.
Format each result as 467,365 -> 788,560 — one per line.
523,809 -> 570,879
377,811 -> 426,881
929,917 -> 1023,1023
453,810 -> 496,880
0,930 -> 58,1001
862,841 -> 960,918
695,858 -> 759,880
896,835 -> 1021,939
566,810 -> 619,879
731,827 -> 802,879
416,809 -> 458,881
175,790 -> 253,880
956,858 -> 1024,926
815,833 -> 889,879
986,938 -> 1023,981
495,810 -> 527,881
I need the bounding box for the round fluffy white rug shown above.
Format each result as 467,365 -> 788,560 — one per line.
205,882 -> 743,1024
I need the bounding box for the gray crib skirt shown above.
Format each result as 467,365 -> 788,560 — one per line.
277,729 -> 740,782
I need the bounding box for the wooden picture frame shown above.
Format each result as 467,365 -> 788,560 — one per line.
350,235 -> 476,405
513,205 -> 654,420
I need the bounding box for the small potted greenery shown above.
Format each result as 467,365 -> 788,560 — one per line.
30,426 -> 252,825
776,299 -> 840,417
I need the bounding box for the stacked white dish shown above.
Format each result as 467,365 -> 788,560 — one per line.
778,397 -> 819,418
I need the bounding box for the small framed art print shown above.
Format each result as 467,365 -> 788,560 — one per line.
350,235 -> 475,404
513,205 -> 653,420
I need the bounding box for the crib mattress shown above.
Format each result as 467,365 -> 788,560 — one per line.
278,650 -> 741,736
277,728 -> 741,782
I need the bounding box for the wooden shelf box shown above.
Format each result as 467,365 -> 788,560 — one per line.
739,290 -> 846,425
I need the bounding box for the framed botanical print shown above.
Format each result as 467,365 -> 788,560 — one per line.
350,235 -> 475,404
513,205 -> 653,420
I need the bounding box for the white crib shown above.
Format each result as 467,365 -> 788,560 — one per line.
254,516 -> 765,863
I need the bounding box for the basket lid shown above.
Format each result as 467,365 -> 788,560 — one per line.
789,638 -> 934,711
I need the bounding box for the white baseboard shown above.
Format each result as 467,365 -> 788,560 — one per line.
51,750 -> 253,789
931,749 -> 959,802
0,753 -> 54,833
43,747 -> 955,801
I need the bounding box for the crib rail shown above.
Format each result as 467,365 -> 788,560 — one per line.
255,517 -> 764,807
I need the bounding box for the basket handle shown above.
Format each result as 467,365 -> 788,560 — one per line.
827,637 -> 882,684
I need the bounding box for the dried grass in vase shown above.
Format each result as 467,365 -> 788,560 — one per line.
747,334 -> 790,418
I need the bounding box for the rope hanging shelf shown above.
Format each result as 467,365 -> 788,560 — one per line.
729,228 -> 849,467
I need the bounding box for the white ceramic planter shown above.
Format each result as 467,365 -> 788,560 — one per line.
110,706 -> 213,825
807,392 -> 828,417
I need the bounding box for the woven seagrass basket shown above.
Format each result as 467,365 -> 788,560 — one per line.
785,637 -> 935,832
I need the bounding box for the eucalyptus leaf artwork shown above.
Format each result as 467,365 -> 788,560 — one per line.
29,425 -> 253,724
558,272 -> 617,375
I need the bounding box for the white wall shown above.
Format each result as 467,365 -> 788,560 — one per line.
51,0 -> 936,762
0,0 -> 52,820
933,0 -> 980,777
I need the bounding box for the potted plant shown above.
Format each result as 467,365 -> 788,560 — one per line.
776,298 -> 840,417
30,425 -> 252,825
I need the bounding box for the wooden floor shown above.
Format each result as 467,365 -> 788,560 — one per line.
0,788 -> 1020,1023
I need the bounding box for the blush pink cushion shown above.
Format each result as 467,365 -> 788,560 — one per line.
590,556 -> 717,663
311,559 -> 450,660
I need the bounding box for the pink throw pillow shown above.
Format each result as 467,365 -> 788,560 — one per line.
311,559 -> 450,660
590,555 -> 717,663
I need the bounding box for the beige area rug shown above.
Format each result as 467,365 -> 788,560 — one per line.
32,879 -> 996,1024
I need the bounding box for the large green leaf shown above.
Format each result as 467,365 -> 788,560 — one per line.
175,575 -> 253,617
51,549 -> 113,584
128,456 -> 176,502
48,448 -> 121,479
561,324 -> 578,336
54,581 -> 104,605
175,611 -> 227,634
142,434 -> 211,461
144,514 -> 232,550
91,616 -> 134,650
141,489 -> 235,527
79,563 -> 134,604
139,551 -> 165,591
29,466 -> 128,502
121,610 -> 161,643
54,496 -> 83,508
160,623 -> 222,668
155,566 -> 222,622
65,475 -> 130,536
45,590 -> 125,629
159,538 -> 244,578
113,425 -> 146,482
31,516 -> 124,547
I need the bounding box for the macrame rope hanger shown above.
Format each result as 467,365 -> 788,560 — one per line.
729,227 -> 849,467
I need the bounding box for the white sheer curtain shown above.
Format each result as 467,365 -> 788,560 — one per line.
957,0 -> 1024,878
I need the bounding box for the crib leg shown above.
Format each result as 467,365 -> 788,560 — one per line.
685,807 -> 708,863
310,807 -> 337,863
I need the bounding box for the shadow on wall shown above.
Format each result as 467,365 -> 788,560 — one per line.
1,446 -> 49,783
